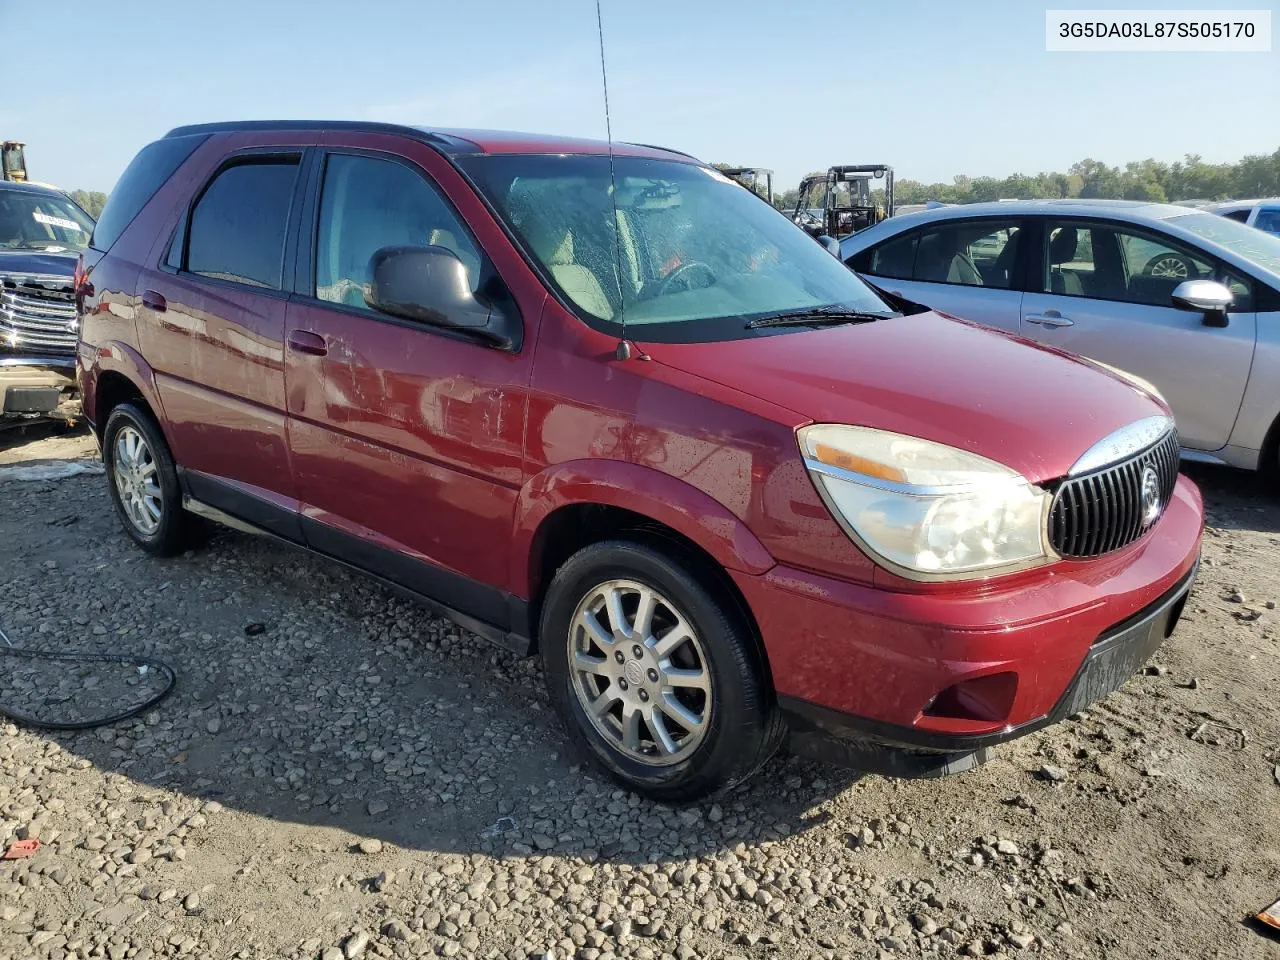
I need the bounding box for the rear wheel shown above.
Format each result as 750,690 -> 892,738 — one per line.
540,540 -> 783,802
103,403 -> 201,556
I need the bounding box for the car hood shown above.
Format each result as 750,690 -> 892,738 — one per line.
0,249 -> 78,279
642,312 -> 1168,484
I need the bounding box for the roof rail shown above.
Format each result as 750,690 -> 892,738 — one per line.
621,142 -> 701,161
161,120 -> 480,153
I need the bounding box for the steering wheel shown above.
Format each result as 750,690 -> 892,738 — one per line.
658,261 -> 717,295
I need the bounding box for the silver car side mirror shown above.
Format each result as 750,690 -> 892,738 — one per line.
1171,279 -> 1232,327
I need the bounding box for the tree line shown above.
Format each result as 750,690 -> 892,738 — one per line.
758,147 -> 1280,211
68,190 -> 107,219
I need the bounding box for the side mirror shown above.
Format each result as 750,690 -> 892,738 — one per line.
1171,279 -> 1232,327
367,245 -> 491,330
817,235 -> 841,258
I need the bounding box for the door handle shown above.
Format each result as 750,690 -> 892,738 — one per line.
1024,311 -> 1073,328
141,290 -> 167,313
287,330 -> 328,357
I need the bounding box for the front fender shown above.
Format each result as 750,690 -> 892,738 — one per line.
510,458 -> 776,598
78,339 -> 168,434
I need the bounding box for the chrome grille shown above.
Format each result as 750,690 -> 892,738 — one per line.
0,275 -> 78,355
1048,429 -> 1180,558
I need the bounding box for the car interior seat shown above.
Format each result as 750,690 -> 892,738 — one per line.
1048,229 -> 1084,295
521,214 -> 615,320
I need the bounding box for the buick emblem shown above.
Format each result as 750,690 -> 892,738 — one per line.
1140,466 -> 1162,528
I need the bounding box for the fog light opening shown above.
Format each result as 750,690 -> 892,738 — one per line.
923,671 -> 1018,724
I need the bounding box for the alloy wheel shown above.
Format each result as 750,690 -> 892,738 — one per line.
113,425 -> 162,535
567,579 -> 712,766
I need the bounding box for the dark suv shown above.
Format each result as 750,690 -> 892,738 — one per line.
78,122 -> 1201,801
0,180 -> 91,423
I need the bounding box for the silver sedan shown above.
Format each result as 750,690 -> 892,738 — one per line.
840,199 -> 1280,476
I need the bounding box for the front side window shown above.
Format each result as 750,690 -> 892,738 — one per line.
1042,220 -> 1222,308
0,189 -> 95,253
186,159 -> 299,289
459,155 -> 891,343
315,154 -> 482,310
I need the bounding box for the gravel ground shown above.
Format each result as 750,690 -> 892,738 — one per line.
1,423 -> 1278,960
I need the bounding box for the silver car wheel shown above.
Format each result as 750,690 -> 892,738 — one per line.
1146,254 -> 1190,279
113,425 -> 163,536
567,578 -> 712,766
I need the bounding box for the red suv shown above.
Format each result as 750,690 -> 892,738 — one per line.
77,122 -> 1202,801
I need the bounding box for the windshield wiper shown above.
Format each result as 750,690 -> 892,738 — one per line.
745,307 -> 896,329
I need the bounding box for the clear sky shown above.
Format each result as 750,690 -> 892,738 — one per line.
3,0 -> 1276,194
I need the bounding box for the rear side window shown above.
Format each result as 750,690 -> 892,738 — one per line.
914,221 -> 1022,289
867,233 -> 917,279
1255,210 -> 1280,234
91,135 -> 206,252
1222,209 -> 1251,223
186,159 -> 299,289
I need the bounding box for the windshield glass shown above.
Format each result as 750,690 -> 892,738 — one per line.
0,189 -> 94,253
1169,212 -> 1280,277
461,156 -> 891,342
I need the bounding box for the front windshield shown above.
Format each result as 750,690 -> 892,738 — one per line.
461,155 -> 891,342
0,189 -> 94,253
1169,212 -> 1280,277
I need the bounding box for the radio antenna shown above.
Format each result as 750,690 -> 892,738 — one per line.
594,0 -> 632,361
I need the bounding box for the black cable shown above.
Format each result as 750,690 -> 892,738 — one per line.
0,624 -> 177,731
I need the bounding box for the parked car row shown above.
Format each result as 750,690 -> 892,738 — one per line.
72,121 -> 1206,800
840,199 -> 1280,479
0,179 -> 91,426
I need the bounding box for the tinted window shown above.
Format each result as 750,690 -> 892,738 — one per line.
315,154 -> 482,310
91,135 -> 206,252
1222,209 -> 1251,223
913,221 -> 1022,289
1041,221 -> 1218,307
1255,210 -> 1280,234
186,159 -> 299,289
867,233 -> 917,279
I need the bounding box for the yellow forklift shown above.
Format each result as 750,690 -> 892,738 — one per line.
2,141 -> 28,182
792,164 -> 895,238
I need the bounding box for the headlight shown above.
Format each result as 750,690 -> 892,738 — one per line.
798,424 -> 1052,579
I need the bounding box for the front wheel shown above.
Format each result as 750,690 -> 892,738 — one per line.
540,540 -> 783,803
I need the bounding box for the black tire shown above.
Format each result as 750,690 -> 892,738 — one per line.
102,402 -> 201,556
540,539 -> 784,803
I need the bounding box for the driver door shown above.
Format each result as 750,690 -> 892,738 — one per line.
284,146 -> 536,621
1018,219 -> 1256,451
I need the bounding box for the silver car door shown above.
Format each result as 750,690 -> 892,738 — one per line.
1020,219 -> 1257,452
856,218 -> 1025,333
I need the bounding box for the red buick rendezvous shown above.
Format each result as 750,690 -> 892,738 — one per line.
77,122 -> 1202,801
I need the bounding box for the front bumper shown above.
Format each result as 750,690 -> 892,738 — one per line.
0,357 -> 79,420
733,474 -> 1204,775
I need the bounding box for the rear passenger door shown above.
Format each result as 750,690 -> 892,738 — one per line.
136,150 -> 306,536
850,218 -> 1026,332
1019,218 -> 1257,451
